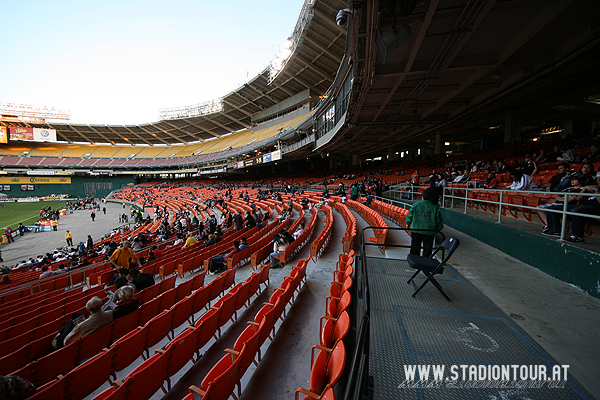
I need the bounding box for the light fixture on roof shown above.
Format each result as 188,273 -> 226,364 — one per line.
193,150 -> 203,155
336,8 -> 352,27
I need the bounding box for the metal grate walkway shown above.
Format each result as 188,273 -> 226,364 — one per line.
367,257 -> 594,400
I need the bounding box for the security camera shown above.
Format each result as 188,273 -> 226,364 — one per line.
336,9 -> 352,27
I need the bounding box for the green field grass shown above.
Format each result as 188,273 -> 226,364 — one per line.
0,201 -> 67,230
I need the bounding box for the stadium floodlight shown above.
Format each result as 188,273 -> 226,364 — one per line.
158,98 -> 224,121
269,0 -> 314,84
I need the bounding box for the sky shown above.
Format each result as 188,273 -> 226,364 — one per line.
0,0 -> 303,125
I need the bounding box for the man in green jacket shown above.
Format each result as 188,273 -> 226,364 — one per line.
405,188 -> 444,257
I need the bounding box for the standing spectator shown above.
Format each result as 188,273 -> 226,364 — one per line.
405,188 -> 444,257
34,221 -> 41,233
234,211 -> 243,231
86,235 -> 94,250
109,240 -> 138,272
51,219 -> 58,231
18,223 -> 25,236
5,227 -> 14,243
351,184 -> 359,201
65,230 -> 73,246
91,211 -> 96,222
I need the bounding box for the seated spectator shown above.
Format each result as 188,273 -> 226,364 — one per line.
55,263 -> 67,274
495,160 -> 508,173
208,240 -> 241,275
112,285 -> 140,320
151,245 -> 162,259
554,162 -> 595,192
0,375 -> 35,400
131,237 -> 143,252
293,223 -> 305,240
1,275 -> 11,285
63,296 -> 113,346
535,149 -> 548,164
183,233 -> 197,248
539,175 -> 587,236
204,234 -> 217,247
508,171 -> 538,190
147,250 -> 157,262
39,266 -> 55,279
520,154 -> 538,175
172,234 -> 185,246
482,171 -> 498,189
582,144 -> 600,163
452,169 -> 471,184
564,173 -> 600,242
239,237 -> 249,250
128,268 -> 155,291
556,145 -> 577,164
546,163 -> 569,192
270,234 -> 289,269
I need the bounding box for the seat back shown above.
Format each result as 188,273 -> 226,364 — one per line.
170,295 -> 194,332
145,309 -> 174,350
191,285 -> 211,316
164,326 -> 200,380
200,353 -> 240,399
66,347 -> 114,400
435,237 -> 460,265
195,307 -> 220,349
111,325 -> 148,372
122,350 -> 170,400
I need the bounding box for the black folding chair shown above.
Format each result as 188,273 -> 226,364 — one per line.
407,237 -> 460,301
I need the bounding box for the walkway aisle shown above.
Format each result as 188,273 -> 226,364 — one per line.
358,205 -> 599,399
2,201 -> 128,268
237,207 -> 342,400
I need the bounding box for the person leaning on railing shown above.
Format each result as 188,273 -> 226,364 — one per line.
539,175 -> 589,237
562,173 -> 600,243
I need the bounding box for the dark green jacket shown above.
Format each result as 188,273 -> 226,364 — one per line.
405,199 -> 443,235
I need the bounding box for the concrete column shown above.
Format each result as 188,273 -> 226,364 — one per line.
435,132 -> 442,155
351,154 -> 360,167
562,120 -> 573,137
504,109 -> 521,147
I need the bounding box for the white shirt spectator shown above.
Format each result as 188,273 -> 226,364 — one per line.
509,174 -> 538,190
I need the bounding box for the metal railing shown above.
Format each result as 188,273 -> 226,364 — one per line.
387,183 -> 600,241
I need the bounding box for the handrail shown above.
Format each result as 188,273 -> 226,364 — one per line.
342,314 -> 370,400
386,184 -> 600,241
343,225 -> 446,400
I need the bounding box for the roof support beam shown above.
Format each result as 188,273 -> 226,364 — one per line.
416,0 -> 576,123
153,121 -> 189,144
371,0 -> 440,122
85,125 -> 114,144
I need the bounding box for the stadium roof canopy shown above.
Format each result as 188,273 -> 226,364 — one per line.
10,0 -> 600,156
19,0 -> 349,146
317,0 -> 600,156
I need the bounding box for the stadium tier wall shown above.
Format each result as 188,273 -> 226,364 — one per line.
0,176 -> 137,199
